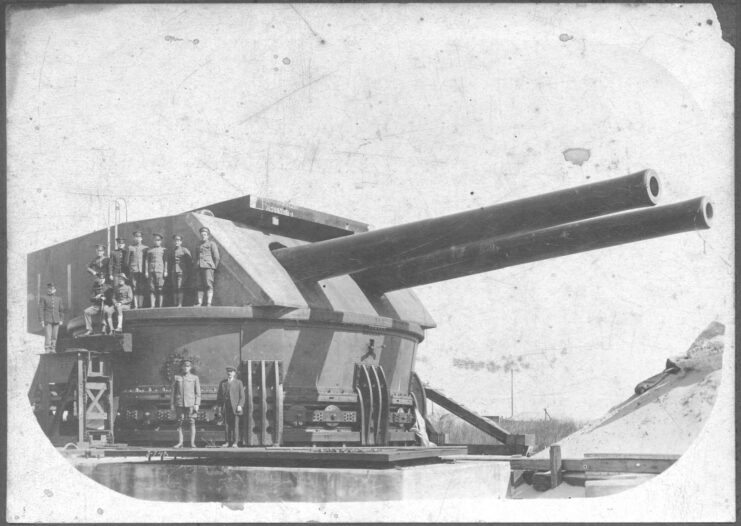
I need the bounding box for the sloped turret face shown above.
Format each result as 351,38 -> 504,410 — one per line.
27,206 -> 433,445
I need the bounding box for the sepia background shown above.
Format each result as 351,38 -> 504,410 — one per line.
6,3 -> 734,522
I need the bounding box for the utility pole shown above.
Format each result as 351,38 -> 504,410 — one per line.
510,369 -> 514,418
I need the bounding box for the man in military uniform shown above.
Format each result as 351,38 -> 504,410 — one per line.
170,359 -> 201,448
86,244 -> 110,282
195,227 -> 220,307
169,234 -> 192,307
38,282 -> 65,352
216,366 -> 245,447
112,273 -> 133,332
109,237 -> 129,282
127,231 -> 148,309
145,233 -> 168,308
83,274 -> 114,335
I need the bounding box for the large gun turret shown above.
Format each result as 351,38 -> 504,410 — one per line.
27,169 -> 712,450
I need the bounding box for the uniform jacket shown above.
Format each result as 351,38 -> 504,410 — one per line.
146,246 -> 167,274
171,373 -> 201,407
197,240 -> 221,269
113,284 -> 133,304
38,293 -> 65,323
127,244 -> 148,273
216,378 -> 246,413
110,248 -> 129,277
87,256 -> 110,277
169,246 -> 192,274
90,281 -> 111,304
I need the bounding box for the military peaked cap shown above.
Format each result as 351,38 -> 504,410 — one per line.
199,227 -> 210,234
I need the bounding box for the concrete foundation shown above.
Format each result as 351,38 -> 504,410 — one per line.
72,457 -> 511,502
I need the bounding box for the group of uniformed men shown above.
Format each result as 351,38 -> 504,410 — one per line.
82,226 -> 221,335
39,227 -> 222,348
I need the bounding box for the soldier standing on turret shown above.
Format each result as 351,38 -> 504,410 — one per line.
109,237 -> 129,283
145,233 -> 168,308
86,244 -> 110,282
195,227 -> 220,307
127,231 -> 148,309
169,234 -> 192,307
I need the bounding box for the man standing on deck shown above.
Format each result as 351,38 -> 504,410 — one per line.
195,227 -> 220,307
127,231 -> 148,309
216,366 -> 245,447
38,282 -> 65,352
145,233 -> 168,308
86,244 -> 110,282
170,359 -> 201,448
169,234 -> 192,307
109,237 -> 129,283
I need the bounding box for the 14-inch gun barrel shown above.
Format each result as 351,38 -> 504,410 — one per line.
353,197 -> 713,292
273,170 -> 661,281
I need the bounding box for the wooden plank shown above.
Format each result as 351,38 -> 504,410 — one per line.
549,445 -> 562,489
511,455 -> 677,475
583,457 -> 676,474
584,453 -> 681,460
458,444 -> 511,456
510,457 -> 585,472
563,472 -> 657,487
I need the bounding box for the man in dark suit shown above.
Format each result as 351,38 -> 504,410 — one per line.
216,366 -> 245,447
38,282 -> 65,352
